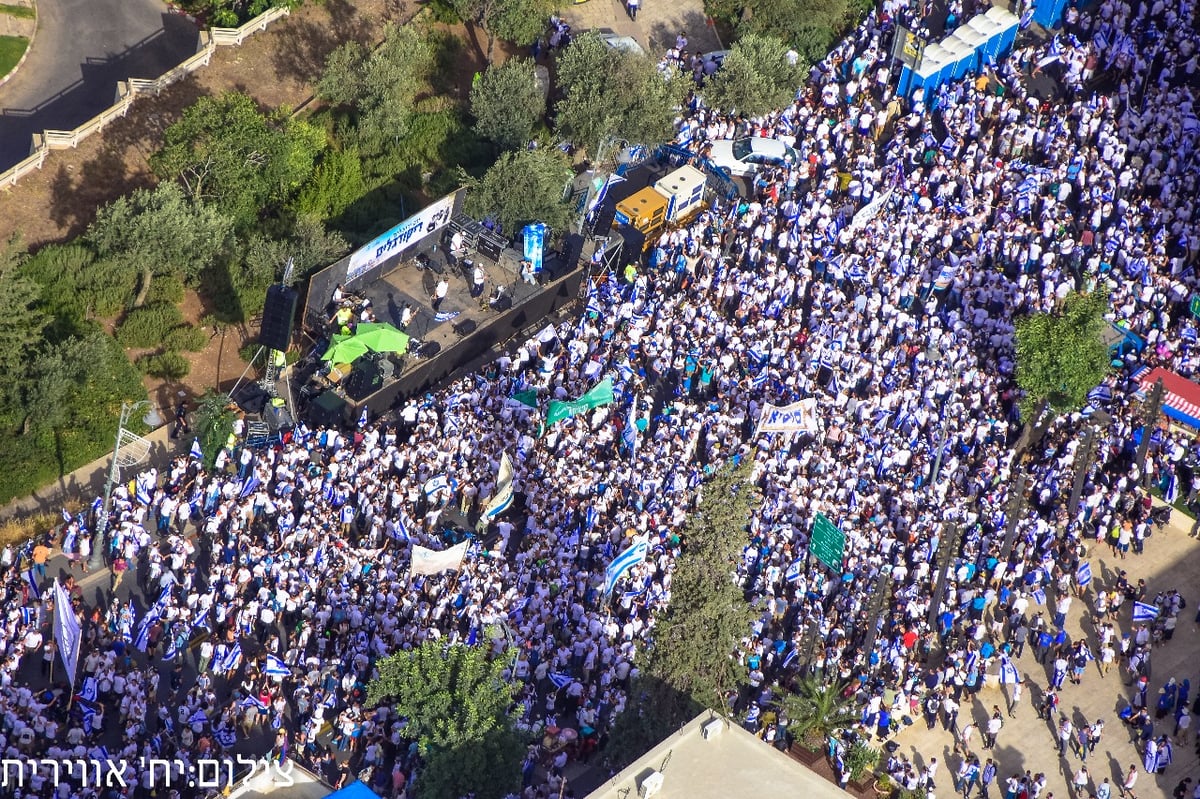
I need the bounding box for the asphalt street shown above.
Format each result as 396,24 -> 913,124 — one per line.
0,0 -> 198,169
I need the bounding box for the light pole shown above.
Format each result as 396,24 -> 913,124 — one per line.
925,344 -> 961,490
89,400 -> 149,570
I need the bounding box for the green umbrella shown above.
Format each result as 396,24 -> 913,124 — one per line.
353,322 -> 410,355
322,334 -> 371,364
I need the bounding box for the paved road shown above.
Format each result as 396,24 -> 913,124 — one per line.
0,0 -> 198,170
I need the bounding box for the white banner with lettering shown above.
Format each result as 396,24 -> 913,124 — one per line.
409,540 -> 470,578
757,398 -> 820,435
346,193 -> 456,282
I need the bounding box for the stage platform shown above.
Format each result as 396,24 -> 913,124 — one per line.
296,233 -> 589,425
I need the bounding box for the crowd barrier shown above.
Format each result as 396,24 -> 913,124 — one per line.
0,6 -> 291,189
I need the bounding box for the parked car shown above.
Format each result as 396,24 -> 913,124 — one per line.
598,30 -> 646,56
707,137 -> 799,177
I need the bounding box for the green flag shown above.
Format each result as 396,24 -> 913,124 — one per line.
546,377 -> 615,426
507,389 -> 538,410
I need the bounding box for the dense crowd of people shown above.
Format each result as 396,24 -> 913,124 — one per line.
2,0 -> 1200,797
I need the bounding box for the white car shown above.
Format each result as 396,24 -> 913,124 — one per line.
707,137 -> 799,177
598,30 -> 646,56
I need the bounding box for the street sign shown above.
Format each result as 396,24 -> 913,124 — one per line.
810,512 -> 845,572
1190,293 -> 1200,319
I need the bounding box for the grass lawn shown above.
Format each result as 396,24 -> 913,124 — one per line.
0,34 -> 28,76
0,3 -> 34,19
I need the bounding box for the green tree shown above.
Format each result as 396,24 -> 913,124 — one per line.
236,215 -> 350,317
470,58 -> 545,150
452,0 -> 551,62
1015,290 -> 1110,418
152,92 -> 325,230
464,147 -> 572,234
369,639 -> 523,799
194,391 -> 237,472
85,182 -> 234,306
318,25 -> 437,150
607,460 -> 760,766
780,677 -> 857,750
293,146 -> 367,222
0,238 -> 49,392
701,34 -> 805,115
554,32 -> 687,158
737,0 -> 855,65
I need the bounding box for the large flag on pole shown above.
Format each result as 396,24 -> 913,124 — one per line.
546,378 -> 615,426
483,453 -> 515,521
52,580 -> 81,688
756,398 -> 820,435
603,538 -> 649,596
410,541 -> 470,578
1132,601 -> 1159,622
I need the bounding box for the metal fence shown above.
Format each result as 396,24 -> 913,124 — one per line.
0,5 -> 291,189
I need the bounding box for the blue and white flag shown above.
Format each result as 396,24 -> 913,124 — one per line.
25,568 -> 41,600
219,643 -> 243,673
241,695 -> 268,711
603,538 -> 649,596
214,727 -> 238,747
1031,587 -> 1047,606
239,474 -> 260,499
434,310 -> 461,322
999,656 -> 1021,684
189,439 -> 203,460
483,453 -> 514,521
785,559 -> 803,583
548,672 -> 572,690
1076,562 -> 1092,587
264,654 -> 290,678
188,708 -> 208,727
1132,601 -> 1159,622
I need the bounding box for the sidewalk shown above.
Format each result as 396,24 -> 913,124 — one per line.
889,507 -> 1200,798
0,423 -> 185,523
564,0 -> 722,54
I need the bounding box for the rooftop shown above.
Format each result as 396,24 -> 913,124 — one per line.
585,712 -> 853,799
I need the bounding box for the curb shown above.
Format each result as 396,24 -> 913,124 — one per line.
0,0 -> 37,90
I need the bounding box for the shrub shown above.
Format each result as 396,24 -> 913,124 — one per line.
146,274 -> 186,305
116,303 -> 184,348
163,324 -> 209,352
137,352 -> 191,380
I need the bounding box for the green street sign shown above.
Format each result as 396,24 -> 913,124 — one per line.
1191,294 -> 1200,320
810,512 -> 845,572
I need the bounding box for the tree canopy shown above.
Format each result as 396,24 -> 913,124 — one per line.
1015,290 -> 1111,417
451,0 -> 552,62
0,238 -> 49,394
85,182 -> 235,306
700,34 -> 805,115
554,32 -> 687,158
607,460 -> 760,766
152,92 -> 325,231
463,147 -> 572,235
318,24 -> 437,150
368,639 -> 523,799
470,57 -> 545,150
735,0 -> 864,66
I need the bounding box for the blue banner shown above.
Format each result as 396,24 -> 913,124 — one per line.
523,223 -> 547,273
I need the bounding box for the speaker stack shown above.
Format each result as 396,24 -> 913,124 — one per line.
260,285 -> 298,351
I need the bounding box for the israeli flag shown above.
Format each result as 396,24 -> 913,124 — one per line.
219,642 -> 243,673
358,406 -> 370,429
239,474 -> 260,499
1076,562 -> 1092,587
215,727 -> 238,747
434,310 -> 461,322
1132,601 -> 1159,622
586,282 -> 602,316
603,538 -> 649,596
1032,587 -> 1047,605
190,439 -> 203,460
549,672 -> 572,689
265,654 -> 291,678
241,695 -> 268,711
188,708 -> 208,727
785,559 -> 803,583
25,568 -> 41,600
999,656 -> 1021,684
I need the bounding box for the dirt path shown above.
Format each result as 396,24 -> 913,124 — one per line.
0,0 -> 399,248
